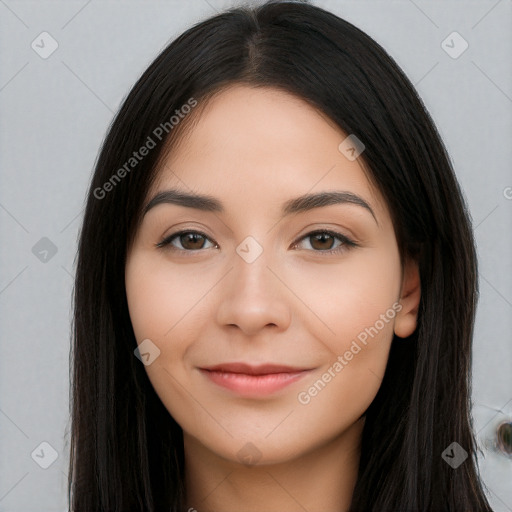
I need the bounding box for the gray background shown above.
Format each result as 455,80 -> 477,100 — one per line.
0,0 -> 511,510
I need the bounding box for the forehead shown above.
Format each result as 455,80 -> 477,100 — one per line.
148,84 -> 387,218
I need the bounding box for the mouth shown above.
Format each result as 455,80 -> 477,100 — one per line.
198,362 -> 313,397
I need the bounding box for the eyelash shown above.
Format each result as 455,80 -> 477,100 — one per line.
155,229 -> 357,256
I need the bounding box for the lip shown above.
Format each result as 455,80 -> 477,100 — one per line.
202,362 -> 310,375
199,362 -> 312,397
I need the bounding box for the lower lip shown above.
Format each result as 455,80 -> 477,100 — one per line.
200,369 -> 310,397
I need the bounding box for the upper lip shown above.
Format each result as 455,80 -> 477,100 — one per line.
200,363 -> 310,375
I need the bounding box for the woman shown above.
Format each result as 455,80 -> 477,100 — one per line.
68,1 -> 493,510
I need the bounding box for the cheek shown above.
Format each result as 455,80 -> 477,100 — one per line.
125,253 -> 210,420
126,253 -> 201,341
125,252 -> 219,382
289,244 -> 401,395
285,242 -> 402,348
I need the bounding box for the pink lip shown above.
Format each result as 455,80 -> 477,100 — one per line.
199,363 -> 312,397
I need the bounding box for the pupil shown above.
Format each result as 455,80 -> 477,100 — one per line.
184,233 -> 203,249
312,233 -> 333,250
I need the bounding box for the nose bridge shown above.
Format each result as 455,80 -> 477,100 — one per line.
233,233 -> 277,298
215,233 -> 291,333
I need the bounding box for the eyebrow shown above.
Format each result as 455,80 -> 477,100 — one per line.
143,189 -> 377,223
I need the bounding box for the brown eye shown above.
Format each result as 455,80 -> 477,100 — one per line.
294,230 -> 356,255
177,232 -> 207,250
156,230 -> 216,252
309,232 -> 337,250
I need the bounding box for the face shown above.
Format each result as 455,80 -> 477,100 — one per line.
125,84 -> 420,467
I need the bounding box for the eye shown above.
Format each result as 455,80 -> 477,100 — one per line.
155,230 -> 217,252
292,230 -> 357,255
155,229 -> 357,255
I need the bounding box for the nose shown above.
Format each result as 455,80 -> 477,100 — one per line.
215,247 -> 292,337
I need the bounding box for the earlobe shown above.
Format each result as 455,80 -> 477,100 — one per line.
394,258 -> 421,339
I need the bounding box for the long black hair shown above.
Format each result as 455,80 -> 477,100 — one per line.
68,1 -> 493,510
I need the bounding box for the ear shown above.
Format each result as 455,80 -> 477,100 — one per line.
394,257 -> 421,338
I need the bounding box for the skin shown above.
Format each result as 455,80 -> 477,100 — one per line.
125,84 -> 421,512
